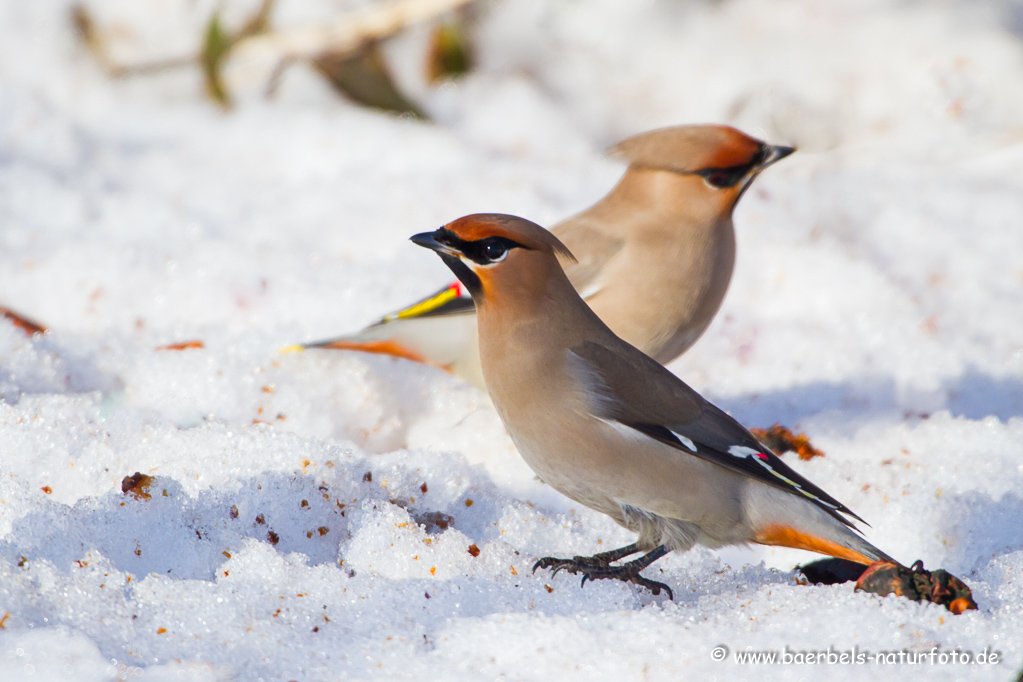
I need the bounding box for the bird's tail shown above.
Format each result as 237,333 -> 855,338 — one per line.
754,523 -> 893,565
747,484 -> 895,566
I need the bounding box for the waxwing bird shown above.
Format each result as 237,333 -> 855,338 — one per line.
293,125 -> 795,388
411,213 -> 894,599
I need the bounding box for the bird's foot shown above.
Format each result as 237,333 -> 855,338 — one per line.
533,544 -> 673,599
532,542 -> 640,577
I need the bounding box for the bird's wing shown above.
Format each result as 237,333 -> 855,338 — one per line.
298,281 -> 474,361
370,281 -> 475,324
568,340 -> 866,528
298,280 -> 477,369
553,219 -> 626,299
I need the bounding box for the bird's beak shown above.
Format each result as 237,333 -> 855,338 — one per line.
411,228 -> 483,297
735,144 -> 796,202
760,144 -> 796,169
410,230 -> 460,257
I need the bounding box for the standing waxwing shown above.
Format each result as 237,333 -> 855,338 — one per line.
410,213 -> 893,598
291,125 -> 794,388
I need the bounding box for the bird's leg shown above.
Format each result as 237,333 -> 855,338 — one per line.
533,544 -> 674,598
532,542 -> 641,577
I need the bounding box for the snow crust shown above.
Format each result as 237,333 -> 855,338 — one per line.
2,0 -> 1023,679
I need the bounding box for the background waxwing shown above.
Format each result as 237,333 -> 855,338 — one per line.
411,213 -> 893,598
293,125 -> 794,388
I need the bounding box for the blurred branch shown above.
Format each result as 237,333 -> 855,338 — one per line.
237,0 -> 277,40
254,0 -> 476,115
73,0 -> 475,111
231,0 -> 475,64
72,3 -> 195,77
201,0 -> 276,107
76,0 -> 473,76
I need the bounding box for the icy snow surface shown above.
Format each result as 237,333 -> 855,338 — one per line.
2,0 -> 1023,679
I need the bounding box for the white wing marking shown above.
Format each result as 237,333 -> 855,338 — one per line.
728,445 -> 761,459
669,430 -> 698,452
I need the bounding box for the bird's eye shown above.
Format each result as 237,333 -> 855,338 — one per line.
700,166 -> 748,189
484,241 -> 508,262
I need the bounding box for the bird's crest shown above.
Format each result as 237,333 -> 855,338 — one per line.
444,214 -> 577,263
609,124 -> 766,175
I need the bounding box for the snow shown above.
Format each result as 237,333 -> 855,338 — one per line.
2,0 -> 1023,679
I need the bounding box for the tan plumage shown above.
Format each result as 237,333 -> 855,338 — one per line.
297,125 -> 794,388
411,213 -> 894,598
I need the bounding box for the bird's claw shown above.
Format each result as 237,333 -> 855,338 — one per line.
534,554 -> 673,599
533,556 -> 595,578
532,557 -> 559,574
577,565 -> 673,599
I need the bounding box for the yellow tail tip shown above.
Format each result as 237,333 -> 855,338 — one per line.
278,344 -> 305,354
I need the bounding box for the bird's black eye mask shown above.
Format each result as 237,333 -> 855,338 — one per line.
695,144 -> 770,189
431,228 -> 529,298
434,228 -> 528,265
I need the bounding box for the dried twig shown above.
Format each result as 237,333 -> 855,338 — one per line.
232,0 -> 475,64
72,3 -> 196,77
0,306 -> 47,336
76,0 -> 474,79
